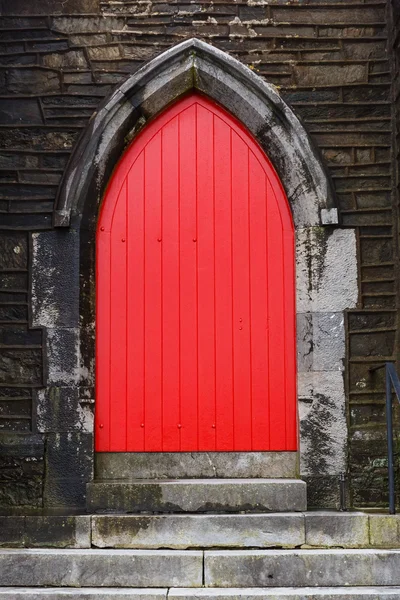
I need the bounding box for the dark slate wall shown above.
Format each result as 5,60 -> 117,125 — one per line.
0,0 -> 398,510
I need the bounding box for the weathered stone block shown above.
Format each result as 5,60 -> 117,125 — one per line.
92,514 -> 305,549
43,476 -> 88,508
0,589 -> 167,599
45,328 -> 80,385
37,386 -> 92,433
0,98 -> 42,125
87,479 -> 307,513
87,45 -> 121,60
0,515 -> 91,548
95,452 -> 298,479
0,348 -> 42,385
313,312 -> 345,372
299,371 -> 347,478
44,432 -> 93,508
25,516 -> 91,548
64,72 -> 93,84
271,7 -> 384,25
369,515 -> 400,548
305,512 -> 369,548
296,312 -> 344,373
51,16 -> 124,34
7,69 -> 61,94
0,232 -> 28,270
1,0 -> 100,14
32,230 -> 80,328
169,588 -> 400,600
296,228 -> 358,313
0,549 -> 203,587
41,50 -> 88,69
204,549 -> 400,587
0,435 -> 44,508
0,516 -> 25,547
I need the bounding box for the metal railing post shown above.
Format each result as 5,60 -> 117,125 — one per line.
386,364 -> 396,514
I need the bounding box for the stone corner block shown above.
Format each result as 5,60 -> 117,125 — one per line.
305,511 -> 369,548
369,514 -> 400,548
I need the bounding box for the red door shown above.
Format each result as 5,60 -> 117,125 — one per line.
95,93 -> 296,452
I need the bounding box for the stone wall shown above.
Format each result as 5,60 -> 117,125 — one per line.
0,0 -> 398,510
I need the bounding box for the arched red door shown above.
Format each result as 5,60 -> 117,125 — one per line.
95,93 -> 296,452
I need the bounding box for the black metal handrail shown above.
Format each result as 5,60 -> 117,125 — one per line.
370,361 -> 400,514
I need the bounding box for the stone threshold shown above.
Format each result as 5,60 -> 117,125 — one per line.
95,452 -> 299,480
0,512 -> 399,549
1,588 -> 400,599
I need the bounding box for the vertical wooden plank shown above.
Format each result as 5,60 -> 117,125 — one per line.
161,116 -> 181,451
109,181 -> 127,451
95,228 -> 111,451
266,179 -> 286,450
126,153 -> 145,451
231,131 -> 252,450
196,103 -> 216,450
214,116 -> 234,450
144,132 -> 163,450
284,225 -> 297,450
249,153 -> 270,450
179,105 -> 198,450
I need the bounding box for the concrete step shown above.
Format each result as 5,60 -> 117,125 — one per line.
3,549 -> 400,588
86,479 -> 307,513
1,590 -> 400,600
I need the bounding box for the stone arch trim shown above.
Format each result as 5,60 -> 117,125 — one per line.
54,37 -> 338,229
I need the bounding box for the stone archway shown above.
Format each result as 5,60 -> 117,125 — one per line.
54,37 -> 337,229
32,38 -> 358,504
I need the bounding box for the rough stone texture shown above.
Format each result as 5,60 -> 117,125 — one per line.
0,549 -> 203,587
369,514 -> 400,548
0,434 -> 44,508
2,591 -> 400,600
87,479 -> 307,514
305,511 -> 369,548
91,514 -> 305,549
0,0 -> 398,511
95,452 -> 298,480
0,515 -> 91,548
169,589 -> 400,600
204,549 -> 400,587
44,432 -> 93,509
0,591 -> 167,600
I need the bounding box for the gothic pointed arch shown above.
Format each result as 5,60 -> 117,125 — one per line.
54,37 -> 337,229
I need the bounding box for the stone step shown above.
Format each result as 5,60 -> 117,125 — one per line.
1,513 -> 398,550
95,452 -> 298,479
204,549 -> 400,587
92,511 -> 393,550
0,591 -> 167,599
86,479 -> 307,513
3,549 -> 400,588
0,549 -> 202,588
1,590 -> 400,600
92,513 -> 306,549
171,589 -> 400,599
